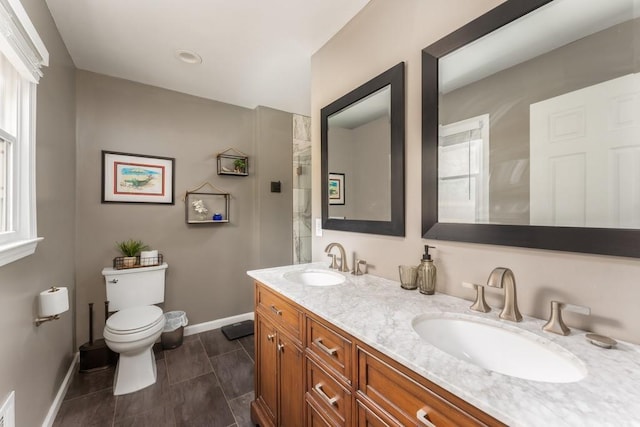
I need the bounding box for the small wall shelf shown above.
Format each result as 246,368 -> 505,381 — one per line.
184,182 -> 230,224
217,148 -> 248,176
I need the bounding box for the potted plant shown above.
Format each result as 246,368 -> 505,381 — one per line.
233,158 -> 247,174
116,239 -> 149,268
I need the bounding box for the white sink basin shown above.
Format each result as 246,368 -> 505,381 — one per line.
412,314 -> 587,383
283,269 -> 346,286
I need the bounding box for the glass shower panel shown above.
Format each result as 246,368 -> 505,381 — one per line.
293,114 -> 311,264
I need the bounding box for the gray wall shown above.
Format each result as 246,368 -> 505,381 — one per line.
255,106 -> 294,268
328,116 -> 390,220
0,0 -> 76,425
351,116 -> 390,221
75,72 -> 293,344
327,127 -> 354,219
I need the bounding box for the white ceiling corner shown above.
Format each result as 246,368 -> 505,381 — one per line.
44,0 -> 370,116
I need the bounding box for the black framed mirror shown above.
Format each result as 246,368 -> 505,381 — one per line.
322,62 -> 405,236
422,0 -> 640,258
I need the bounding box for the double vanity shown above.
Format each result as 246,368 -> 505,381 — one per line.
248,263 -> 640,426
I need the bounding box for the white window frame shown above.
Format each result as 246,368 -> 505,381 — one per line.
0,0 -> 48,267
439,114 -> 490,223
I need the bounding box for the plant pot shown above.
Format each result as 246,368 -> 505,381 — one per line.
122,256 -> 137,268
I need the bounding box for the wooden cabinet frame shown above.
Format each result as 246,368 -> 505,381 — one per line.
252,281 -> 505,427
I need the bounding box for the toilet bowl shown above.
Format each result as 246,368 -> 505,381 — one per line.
102,262 -> 168,395
103,305 -> 165,395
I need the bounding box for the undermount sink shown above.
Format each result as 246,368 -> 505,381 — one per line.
412,314 -> 587,383
283,269 -> 346,286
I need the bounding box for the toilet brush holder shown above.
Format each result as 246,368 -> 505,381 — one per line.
79,302 -> 117,373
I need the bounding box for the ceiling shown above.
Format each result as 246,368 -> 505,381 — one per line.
44,0 -> 370,116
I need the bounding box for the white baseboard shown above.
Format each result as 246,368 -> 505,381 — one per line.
184,311 -> 254,336
42,352 -> 79,427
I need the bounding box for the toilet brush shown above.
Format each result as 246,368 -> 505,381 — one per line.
79,302 -> 116,372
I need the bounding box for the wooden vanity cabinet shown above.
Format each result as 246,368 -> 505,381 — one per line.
255,315 -> 278,425
356,346 -> 502,427
355,399 -> 401,427
252,285 -> 304,427
308,397 -> 341,427
307,317 -> 352,384
306,355 -> 352,426
252,281 -> 504,427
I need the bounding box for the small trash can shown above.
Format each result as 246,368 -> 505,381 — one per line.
161,311 -> 188,350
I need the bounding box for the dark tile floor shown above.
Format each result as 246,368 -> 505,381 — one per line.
54,328 -> 255,427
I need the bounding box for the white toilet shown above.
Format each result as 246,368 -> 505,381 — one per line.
102,262 -> 168,395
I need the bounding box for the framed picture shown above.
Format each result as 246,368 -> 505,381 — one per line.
328,172 -> 345,205
102,151 -> 175,204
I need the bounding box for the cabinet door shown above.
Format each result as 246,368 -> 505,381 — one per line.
278,332 -> 304,427
256,314 -> 278,426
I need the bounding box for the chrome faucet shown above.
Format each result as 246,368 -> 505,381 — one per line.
324,242 -> 349,272
486,267 -> 522,322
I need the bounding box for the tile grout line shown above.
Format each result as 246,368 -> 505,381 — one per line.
159,356 -> 176,427
207,344 -> 243,358
59,385 -> 114,403
238,338 -> 254,362
203,334 -> 246,427
165,336 -> 214,386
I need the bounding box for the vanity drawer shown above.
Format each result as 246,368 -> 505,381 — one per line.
307,397 -> 342,427
256,283 -> 302,340
355,399 -> 402,427
358,348 -> 499,427
307,317 -> 352,383
307,356 -> 352,426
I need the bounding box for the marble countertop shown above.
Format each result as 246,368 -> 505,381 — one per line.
247,263 -> 640,427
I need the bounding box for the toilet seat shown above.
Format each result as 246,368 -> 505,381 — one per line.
104,306 -> 165,343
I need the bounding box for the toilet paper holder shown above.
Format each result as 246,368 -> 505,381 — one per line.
35,313 -> 61,326
35,286 -> 69,326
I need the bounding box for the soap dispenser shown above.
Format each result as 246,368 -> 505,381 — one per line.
417,245 -> 436,295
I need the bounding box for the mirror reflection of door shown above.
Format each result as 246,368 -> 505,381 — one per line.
530,73 -> 640,229
439,114 -> 490,223
436,0 -> 640,228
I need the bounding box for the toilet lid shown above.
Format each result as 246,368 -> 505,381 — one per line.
106,305 -> 163,332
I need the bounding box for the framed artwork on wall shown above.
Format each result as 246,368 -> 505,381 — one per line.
328,172 -> 345,205
102,151 -> 175,204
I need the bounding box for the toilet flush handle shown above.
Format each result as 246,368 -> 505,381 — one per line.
108,279 -> 118,284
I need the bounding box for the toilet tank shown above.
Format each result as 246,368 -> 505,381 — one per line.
102,263 -> 168,311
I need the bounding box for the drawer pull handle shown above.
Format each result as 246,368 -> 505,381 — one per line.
277,343 -> 285,352
416,408 -> 436,427
267,334 -> 275,342
270,305 -> 282,316
314,383 -> 338,406
314,338 -> 337,356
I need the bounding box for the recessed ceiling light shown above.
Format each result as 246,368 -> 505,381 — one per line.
175,49 -> 202,64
